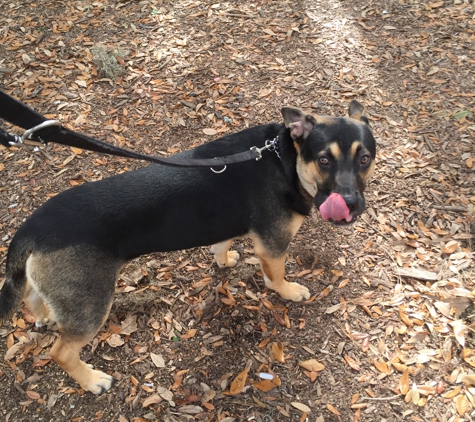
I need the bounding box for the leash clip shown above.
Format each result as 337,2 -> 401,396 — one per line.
250,145 -> 264,161
250,135 -> 280,161
264,136 -> 281,160
9,120 -> 62,147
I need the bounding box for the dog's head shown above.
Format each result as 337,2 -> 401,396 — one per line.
282,100 -> 376,225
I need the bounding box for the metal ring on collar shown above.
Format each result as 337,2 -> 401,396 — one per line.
210,164 -> 227,173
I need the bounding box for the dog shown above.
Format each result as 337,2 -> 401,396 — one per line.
0,100 -> 376,394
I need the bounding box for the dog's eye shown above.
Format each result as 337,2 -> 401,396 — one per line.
361,155 -> 371,165
319,156 -> 329,165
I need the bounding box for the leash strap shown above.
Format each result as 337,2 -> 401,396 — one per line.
0,90 -> 263,168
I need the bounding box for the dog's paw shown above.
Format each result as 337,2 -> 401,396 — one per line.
82,368 -> 114,395
276,282 -> 311,302
35,316 -> 54,328
225,250 -> 240,267
35,319 -> 46,328
215,250 -> 240,268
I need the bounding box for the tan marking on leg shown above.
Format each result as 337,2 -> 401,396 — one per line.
329,142 -> 341,161
210,239 -> 239,268
350,141 -> 361,161
50,336 -> 113,394
251,225 -> 310,302
24,256 -> 55,327
23,280 -> 52,327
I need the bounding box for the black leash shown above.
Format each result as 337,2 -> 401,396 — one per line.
0,90 -> 274,169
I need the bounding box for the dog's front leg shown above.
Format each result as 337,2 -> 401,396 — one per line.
254,246 -> 310,302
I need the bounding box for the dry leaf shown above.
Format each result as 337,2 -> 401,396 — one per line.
325,303 -> 342,314
299,359 -> 325,372
392,362 -> 406,373
373,360 -> 390,374
178,405 -> 204,414
303,370 -> 318,382
229,361 -> 252,395
262,28 -> 276,36
202,128 -> 217,136
150,353 -> 166,368
272,311 -> 286,326
361,337 -> 369,353
455,394 -> 469,416
291,402 -> 311,413
442,241 -> 459,254
450,320 -> 466,347
399,370 -> 410,395
260,298 -> 275,310
70,147 -> 83,155
338,278 -> 349,288
26,390 -> 40,400
142,393 -> 162,407
315,285 -> 333,300
270,342 -> 285,363
106,334 -> 124,348
344,355 -> 361,371
411,384 -> 420,405
157,386 -> 173,402
119,314 -> 138,335
461,375 -> 475,387
443,386 -> 462,399
180,329 -> 197,339
327,403 -> 341,415
253,373 -> 281,392
399,311 -> 414,327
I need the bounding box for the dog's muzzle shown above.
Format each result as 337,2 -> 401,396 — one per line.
317,192 -> 365,225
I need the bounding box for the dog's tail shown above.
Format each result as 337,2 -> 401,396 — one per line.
0,238 -> 31,321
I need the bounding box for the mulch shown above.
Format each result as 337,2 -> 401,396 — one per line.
0,0 -> 474,421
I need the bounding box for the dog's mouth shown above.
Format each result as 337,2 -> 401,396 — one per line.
318,192 -> 361,225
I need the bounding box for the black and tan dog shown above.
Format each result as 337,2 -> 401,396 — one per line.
0,100 -> 375,394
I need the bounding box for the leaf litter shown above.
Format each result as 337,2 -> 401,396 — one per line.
0,0 -> 474,421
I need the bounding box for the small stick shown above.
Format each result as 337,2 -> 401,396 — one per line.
366,395 -> 401,401
432,205 -> 468,213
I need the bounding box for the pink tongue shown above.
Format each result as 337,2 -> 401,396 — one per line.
319,193 -> 352,222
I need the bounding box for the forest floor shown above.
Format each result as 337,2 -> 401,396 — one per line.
0,0 -> 474,421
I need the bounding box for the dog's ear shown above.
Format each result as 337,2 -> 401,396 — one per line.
281,107 -> 315,141
348,100 -> 369,124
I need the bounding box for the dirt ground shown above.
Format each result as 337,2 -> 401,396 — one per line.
0,0 -> 474,421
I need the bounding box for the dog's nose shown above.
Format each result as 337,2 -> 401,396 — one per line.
342,194 -> 359,212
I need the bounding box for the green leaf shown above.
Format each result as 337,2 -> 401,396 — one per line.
452,110 -> 472,120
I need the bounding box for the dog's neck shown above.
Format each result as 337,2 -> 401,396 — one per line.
277,127 -> 314,211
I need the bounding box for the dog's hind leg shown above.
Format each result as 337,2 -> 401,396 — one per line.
23,279 -> 53,328
49,335 -> 113,394
210,239 -> 240,268
47,285 -> 115,394
26,249 -> 118,394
